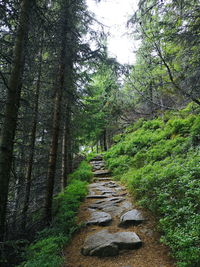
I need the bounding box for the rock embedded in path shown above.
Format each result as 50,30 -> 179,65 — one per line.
94,170 -> 111,177
89,201 -> 117,210
81,229 -> 142,257
87,194 -> 108,199
91,161 -> 105,171
119,209 -> 145,227
95,197 -> 124,204
89,197 -> 124,210
90,155 -> 103,161
86,211 -> 112,226
120,201 -> 133,210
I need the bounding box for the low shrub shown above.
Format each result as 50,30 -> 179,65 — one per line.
104,104 -> 200,267
19,162 -> 90,267
69,160 -> 93,182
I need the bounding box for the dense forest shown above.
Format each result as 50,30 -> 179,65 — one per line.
0,0 -> 199,266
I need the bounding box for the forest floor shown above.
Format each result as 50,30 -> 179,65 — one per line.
64,158 -> 176,267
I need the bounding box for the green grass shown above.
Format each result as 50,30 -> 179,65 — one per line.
69,160 -> 93,182
19,161 -> 92,267
104,103 -> 200,267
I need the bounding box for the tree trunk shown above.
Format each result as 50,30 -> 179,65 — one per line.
61,124 -> 67,191
21,41 -> 43,228
100,137 -> 104,152
0,0 -> 31,241
44,9 -> 68,221
103,129 -> 107,151
61,105 -> 73,190
44,77 -> 64,222
149,81 -> 154,117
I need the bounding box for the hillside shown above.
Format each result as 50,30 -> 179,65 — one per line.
104,103 -> 200,267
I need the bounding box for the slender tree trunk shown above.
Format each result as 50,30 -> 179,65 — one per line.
96,142 -> 99,153
100,137 -> 104,152
61,124 -> 67,191
149,81 -> 154,117
44,78 -> 64,221
103,129 -> 107,151
21,42 -> 43,228
44,9 -> 68,221
0,0 -> 31,241
61,107 -> 73,190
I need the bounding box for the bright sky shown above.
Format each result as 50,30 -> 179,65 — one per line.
86,0 -> 139,64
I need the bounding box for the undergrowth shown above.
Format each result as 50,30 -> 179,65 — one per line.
19,161 -> 91,267
104,103 -> 200,267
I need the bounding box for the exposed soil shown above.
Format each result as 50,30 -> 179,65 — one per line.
64,160 -> 176,267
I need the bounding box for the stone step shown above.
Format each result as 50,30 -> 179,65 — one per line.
93,169 -> 111,177
119,209 -> 145,227
86,195 -> 108,199
86,211 -> 112,226
90,160 -> 105,166
92,166 -> 105,171
89,197 -> 125,211
81,229 -> 142,257
94,177 -> 112,182
90,155 -> 103,161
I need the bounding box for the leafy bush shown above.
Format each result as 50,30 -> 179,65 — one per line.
69,160 -> 93,182
104,104 -> 200,267
106,155 -> 133,176
19,162 -> 90,267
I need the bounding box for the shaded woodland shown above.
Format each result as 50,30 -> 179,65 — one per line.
0,0 -> 200,266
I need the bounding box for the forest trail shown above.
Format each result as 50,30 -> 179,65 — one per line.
64,156 -> 176,267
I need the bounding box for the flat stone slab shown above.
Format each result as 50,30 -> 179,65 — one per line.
88,189 -> 96,196
89,182 -> 107,188
94,185 -> 113,192
107,184 -> 118,188
113,192 -> 127,197
119,209 -> 145,227
87,195 -> 108,199
89,201 -> 118,210
95,197 -> 124,204
90,156 -> 103,161
94,170 -> 111,177
86,211 -> 112,226
120,201 -> 133,210
101,190 -> 114,195
94,178 -> 112,183
81,229 -> 142,257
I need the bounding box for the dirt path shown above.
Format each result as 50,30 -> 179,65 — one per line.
64,157 -> 176,267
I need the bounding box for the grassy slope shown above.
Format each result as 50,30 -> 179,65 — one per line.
104,103 -> 200,267
19,161 -> 92,267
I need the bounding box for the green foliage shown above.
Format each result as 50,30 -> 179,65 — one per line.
75,57 -> 122,148
104,106 -> 200,267
106,155 -> 134,176
20,236 -> 66,267
69,160 -> 93,182
86,152 -> 98,161
19,163 -> 89,267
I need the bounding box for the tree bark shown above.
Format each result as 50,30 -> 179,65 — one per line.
44,8 -> 68,221
103,129 -> 107,151
61,124 -> 67,190
21,41 -> 43,228
0,0 -> 31,241
44,74 -> 64,222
